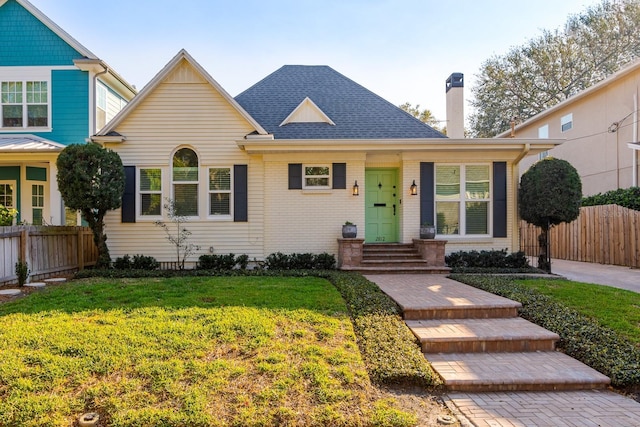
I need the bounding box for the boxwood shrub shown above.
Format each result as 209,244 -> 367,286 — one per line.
446,249 -> 530,269
451,274 -> 640,388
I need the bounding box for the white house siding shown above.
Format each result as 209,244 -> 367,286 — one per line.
103,60 -> 263,264
262,153 -> 366,256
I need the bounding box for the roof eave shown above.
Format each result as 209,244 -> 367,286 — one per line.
237,137 -> 563,155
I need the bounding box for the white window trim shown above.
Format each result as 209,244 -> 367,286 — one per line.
171,147 -> 200,219
0,77 -> 51,132
435,164 -> 492,238
302,164 -> 331,190
561,113 -> 573,132
137,167 -> 163,220
207,166 -> 233,220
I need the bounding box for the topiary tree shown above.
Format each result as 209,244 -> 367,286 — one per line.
56,143 -> 125,268
518,158 -> 582,272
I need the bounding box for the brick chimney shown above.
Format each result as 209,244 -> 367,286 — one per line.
446,73 -> 464,138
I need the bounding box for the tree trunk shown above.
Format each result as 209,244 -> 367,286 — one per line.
83,209 -> 111,269
537,225 -> 551,273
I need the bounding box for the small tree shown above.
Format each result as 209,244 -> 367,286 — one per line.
56,143 -> 125,268
519,158 -> 582,272
155,198 -> 200,270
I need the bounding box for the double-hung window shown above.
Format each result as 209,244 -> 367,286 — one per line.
1,80 -> 48,128
172,148 -> 199,217
32,184 -> 44,225
139,168 -> 162,217
435,165 -> 490,236
303,165 -> 330,189
209,168 -> 231,217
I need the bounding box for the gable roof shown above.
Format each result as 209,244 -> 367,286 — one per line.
95,49 -> 269,137
235,65 -> 446,140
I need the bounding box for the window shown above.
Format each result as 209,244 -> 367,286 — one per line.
32,184 -> 44,225
139,168 -> 162,216
1,80 -> 48,128
209,168 -> 231,216
303,165 -> 330,188
561,113 -> 573,132
0,182 -> 15,210
435,165 -> 490,236
172,148 -> 198,216
96,83 -> 107,130
538,124 -> 549,139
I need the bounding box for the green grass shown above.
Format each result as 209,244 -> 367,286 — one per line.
515,278 -> 640,345
0,277 -> 417,427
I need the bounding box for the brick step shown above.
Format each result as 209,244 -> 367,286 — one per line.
427,351 -> 610,392
407,318 -> 559,353
361,259 -> 431,268
363,254 -> 423,261
363,243 -> 415,251
341,266 -> 451,274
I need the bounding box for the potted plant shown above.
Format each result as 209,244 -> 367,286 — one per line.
342,221 -> 357,238
420,222 -> 436,239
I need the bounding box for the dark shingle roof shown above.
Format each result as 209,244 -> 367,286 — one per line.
235,65 -> 446,139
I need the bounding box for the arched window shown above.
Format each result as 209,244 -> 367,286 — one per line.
172,147 -> 198,216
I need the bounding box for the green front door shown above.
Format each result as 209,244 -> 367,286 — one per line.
365,169 -> 398,243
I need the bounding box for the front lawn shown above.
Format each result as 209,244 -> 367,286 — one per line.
514,278 -> 640,345
0,277 -> 418,427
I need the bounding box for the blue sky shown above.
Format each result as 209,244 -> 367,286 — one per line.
30,0 -> 599,123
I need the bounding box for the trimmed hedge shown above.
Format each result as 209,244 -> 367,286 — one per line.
263,252 -> 336,270
581,186 -> 640,211
198,254 -> 249,270
446,249 -> 531,269
113,254 -> 160,270
451,274 -> 640,388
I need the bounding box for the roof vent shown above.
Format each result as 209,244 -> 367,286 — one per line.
280,97 -> 335,126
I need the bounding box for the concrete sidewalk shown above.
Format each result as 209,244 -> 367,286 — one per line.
551,258 -> 640,293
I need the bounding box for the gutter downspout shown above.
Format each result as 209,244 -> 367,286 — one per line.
514,143 -> 531,164
634,93 -> 638,187
92,64 -> 109,135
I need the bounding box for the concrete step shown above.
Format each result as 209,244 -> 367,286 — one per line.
363,253 -> 423,260
427,351 -> 610,392
407,318 -> 559,353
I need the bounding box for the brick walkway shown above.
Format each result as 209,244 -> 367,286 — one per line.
366,274 -> 640,426
446,390 -> 640,427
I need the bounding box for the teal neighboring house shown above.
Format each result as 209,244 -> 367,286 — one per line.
0,0 -> 136,225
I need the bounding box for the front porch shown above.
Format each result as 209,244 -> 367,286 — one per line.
337,238 -> 450,274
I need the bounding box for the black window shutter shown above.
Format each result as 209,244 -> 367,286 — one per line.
420,162 -> 434,226
234,165 -> 248,222
332,163 -> 346,189
493,162 -> 507,237
288,163 -> 302,189
122,166 -> 136,223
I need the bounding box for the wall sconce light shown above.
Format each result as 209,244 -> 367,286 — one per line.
352,180 -> 359,196
410,180 -> 418,195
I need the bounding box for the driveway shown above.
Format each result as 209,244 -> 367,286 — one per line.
551,258 -> 640,293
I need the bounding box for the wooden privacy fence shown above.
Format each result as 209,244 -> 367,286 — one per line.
519,204 -> 640,268
0,226 -> 97,284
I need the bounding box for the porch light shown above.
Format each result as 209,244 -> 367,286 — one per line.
352,180 -> 359,196
410,180 -> 418,195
